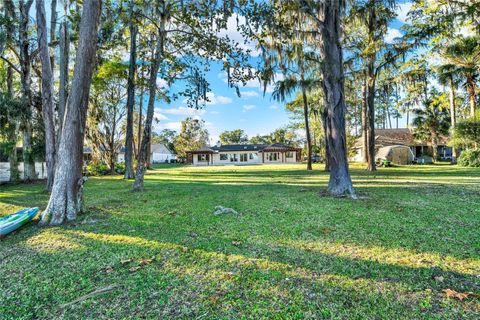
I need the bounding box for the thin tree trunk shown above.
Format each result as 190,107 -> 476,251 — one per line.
58,21 -> 69,139
40,0 -> 102,226
366,59 -> 376,171
5,1 -> 19,182
124,4 -> 137,179
19,0 -> 36,181
8,124 -> 20,183
466,75 -> 476,117
406,108 -> 410,128
133,28 -> 165,192
136,87 -> 144,160
301,85 -> 312,170
317,0 -> 355,197
431,134 -> 438,162
110,107 -> 117,175
49,0 -> 57,71
36,0 -> 57,191
321,109 -> 330,172
449,76 -> 458,163
361,73 -> 368,163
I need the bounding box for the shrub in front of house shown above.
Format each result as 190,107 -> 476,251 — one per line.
458,149 -> 480,167
114,162 -> 126,174
85,163 -> 109,176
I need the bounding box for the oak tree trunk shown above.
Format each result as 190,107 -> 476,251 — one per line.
124,4 -> 137,179
40,0 -> 102,226
36,0 -> 57,191
317,1 -> 355,197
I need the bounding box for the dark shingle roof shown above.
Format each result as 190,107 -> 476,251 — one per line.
210,144 -> 268,152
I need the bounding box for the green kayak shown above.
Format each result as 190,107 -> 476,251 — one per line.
0,207 -> 39,237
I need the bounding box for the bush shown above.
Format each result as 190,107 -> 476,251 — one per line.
85,163 -> 109,176
114,162 -> 126,174
458,149 -> 480,167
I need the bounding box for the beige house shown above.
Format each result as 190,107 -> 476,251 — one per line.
187,143 -> 301,166
352,128 -> 452,162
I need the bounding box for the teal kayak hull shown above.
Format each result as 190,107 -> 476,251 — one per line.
0,207 -> 39,237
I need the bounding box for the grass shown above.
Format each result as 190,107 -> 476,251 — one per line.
0,163 -> 479,319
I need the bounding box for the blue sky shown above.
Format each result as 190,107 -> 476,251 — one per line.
42,1 -> 414,144
153,2 -> 414,143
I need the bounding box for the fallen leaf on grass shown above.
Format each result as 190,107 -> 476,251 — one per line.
232,241 -> 241,246
434,276 -> 444,282
442,289 -> 473,301
101,266 -> 114,273
139,257 -> 155,266
129,266 -> 141,273
181,246 -> 188,253
120,259 -> 132,265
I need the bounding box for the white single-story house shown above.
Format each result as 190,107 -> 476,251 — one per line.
187,143 -> 301,166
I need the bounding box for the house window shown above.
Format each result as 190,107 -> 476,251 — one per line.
197,154 -> 208,162
220,154 -> 228,161
240,154 -> 248,162
286,152 -> 294,158
268,152 -> 278,161
249,153 -> 254,160
230,154 -> 238,162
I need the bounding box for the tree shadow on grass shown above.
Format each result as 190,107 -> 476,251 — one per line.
2,227 -> 478,319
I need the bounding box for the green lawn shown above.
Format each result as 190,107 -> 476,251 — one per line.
1,163 -> 479,319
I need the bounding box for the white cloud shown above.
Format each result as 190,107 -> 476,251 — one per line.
154,121 -> 182,131
156,78 -> 168,89
396,2 -> 412,23
243,104 -> 255,111
199,92 -> 232,105
218,14 -> 261,56
161,106 -> 206,116
269,105 -> 278,109
385,28 -> 403,43
240,90 -> 259,98
153,109 -> 169,121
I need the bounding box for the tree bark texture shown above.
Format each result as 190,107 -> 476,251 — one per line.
466,75 -> 476,117
40,0 -> 102,226
449,76 -> 458,163
366,59 -> 376,171
49,0 -> 57,71
124,6 -> 137,179
58,21 -> 70,140
317,1 -> 355,197
302,88 -> 312,170
36,0 -> 57,191
133,32 -> 164,192
321,109 -> 330,172
361,73 -> 368,163
19,0 -> 36,181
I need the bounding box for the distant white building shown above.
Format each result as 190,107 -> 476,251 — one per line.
150,143 -> 176,163
186,143 -> 301,166
116,143 -> 176,164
